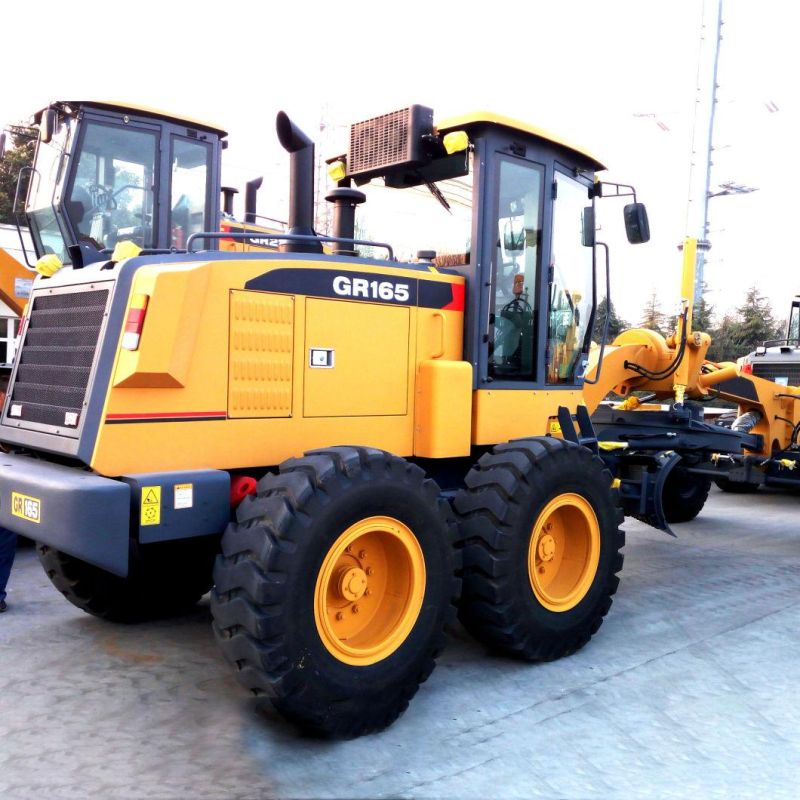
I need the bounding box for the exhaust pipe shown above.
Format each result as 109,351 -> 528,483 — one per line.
276,112 -> 322,253
244,177 -> 262,224
221,186 -> 238,216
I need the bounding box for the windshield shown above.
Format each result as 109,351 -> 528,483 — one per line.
353,155 -> 473,263
547,172 -> 593,384
67,121 -> 157,251
788,303 -> 800,344
26,114 -> 73,262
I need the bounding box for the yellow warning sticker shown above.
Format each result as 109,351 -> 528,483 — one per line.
549,419 -> 562,435
140,486 -> 161,526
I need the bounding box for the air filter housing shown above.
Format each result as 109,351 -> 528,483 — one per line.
347,105 -> 433,181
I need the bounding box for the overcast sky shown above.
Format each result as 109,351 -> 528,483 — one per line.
2,0 -> 796,325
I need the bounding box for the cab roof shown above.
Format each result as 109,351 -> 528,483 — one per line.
437,111 -> 605,171
35,100 -> 227,138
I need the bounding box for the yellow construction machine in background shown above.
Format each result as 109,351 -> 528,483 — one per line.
583,237 -> 800,525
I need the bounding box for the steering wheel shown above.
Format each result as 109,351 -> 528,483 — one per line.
85,182 -> 116,214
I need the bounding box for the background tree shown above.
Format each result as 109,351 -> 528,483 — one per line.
706,312 -> 742,362
639,290 -> 667,336
733,286 -> 781,351
592,296 -> 628,344
0,126 -> 37,225
692,281 -> 714,334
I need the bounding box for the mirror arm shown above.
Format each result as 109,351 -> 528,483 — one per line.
591,181 -> 638,202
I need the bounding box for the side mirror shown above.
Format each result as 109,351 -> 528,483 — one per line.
0,133 -> 5,160
581,206 -> 595,247
40,108 -> 57,144
624,202 -> 650,244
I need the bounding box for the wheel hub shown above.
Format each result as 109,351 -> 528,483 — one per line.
314,516 -> 426,666
537,533 -> 556,562
337,567 -> 368,602
527,493 -> 601,613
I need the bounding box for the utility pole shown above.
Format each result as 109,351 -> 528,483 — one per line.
685,0 -> 723,304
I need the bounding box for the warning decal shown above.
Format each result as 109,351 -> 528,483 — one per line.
141,486 -> 161,526
174,483 -> 193,510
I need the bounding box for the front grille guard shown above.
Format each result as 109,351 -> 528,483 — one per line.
2,281 -> 115,440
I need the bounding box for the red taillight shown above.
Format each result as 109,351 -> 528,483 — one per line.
742,362 -> 753,374
122,294 -> 149,351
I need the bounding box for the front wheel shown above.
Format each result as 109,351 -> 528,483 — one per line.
714,476 -> 759,494
455,437 -> 624,661
662,467 -> 711,523
211,447 -> 459,738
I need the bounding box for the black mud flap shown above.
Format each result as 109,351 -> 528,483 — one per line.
613,451 -> 681,537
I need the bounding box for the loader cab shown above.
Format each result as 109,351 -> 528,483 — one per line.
340,109 -> 646,392
21,101 -> 225,265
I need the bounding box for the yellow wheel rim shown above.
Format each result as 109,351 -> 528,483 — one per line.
314,516 -> 426,666
527,493 -> 600,613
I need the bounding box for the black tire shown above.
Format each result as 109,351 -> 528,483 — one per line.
37,535 -> 219,623
662,467 -> 712,523
454,437 -> 624,661
211,446 -> 459,738
714,476 -> 759,494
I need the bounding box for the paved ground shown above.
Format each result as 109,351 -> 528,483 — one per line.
1,486 -> 799,800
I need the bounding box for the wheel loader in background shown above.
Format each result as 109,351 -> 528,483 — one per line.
0,98 -> 763,738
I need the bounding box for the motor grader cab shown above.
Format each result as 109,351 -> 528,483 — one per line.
0,103 -> 653,738
14,101 -> 280,269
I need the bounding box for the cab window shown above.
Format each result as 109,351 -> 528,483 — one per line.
547,172 -> 593,384
169,137 -> 211,248
489,157 -> 544,380
67,122 -> 157,250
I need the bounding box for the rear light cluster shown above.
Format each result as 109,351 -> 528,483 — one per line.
122,294 -> 149,351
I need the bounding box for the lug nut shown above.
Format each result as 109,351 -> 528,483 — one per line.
366,567 -> 374,576
364,588 -> 371,597
352,605 -> 360,614
358,550 -> 367,559
336,612 -> 344,621
538,566 -> 546,574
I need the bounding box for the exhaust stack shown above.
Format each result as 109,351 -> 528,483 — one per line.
244,177 -> 262,224
276,112 -> 322,253
221,186 -> 238,216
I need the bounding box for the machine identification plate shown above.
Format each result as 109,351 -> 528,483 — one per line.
11,492 -> 40,523
140,486 -> 161,526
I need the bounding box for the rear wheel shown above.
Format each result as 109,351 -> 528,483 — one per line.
211,446 -> 459,738
662,466 -> 711,523
455,437 -> 624,661
37,535 -> 219,623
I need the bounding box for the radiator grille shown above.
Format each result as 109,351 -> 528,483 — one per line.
7,288 -> 109,431
752,361 -> 800,386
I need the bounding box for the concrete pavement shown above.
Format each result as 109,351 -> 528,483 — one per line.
1,487 -> 799,799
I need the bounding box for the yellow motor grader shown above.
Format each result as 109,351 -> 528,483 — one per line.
1,99 -> 756,737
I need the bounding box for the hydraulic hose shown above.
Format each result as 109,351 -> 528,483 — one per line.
624,308 -> 689,382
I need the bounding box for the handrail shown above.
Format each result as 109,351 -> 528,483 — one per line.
186,231 -> 395,260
